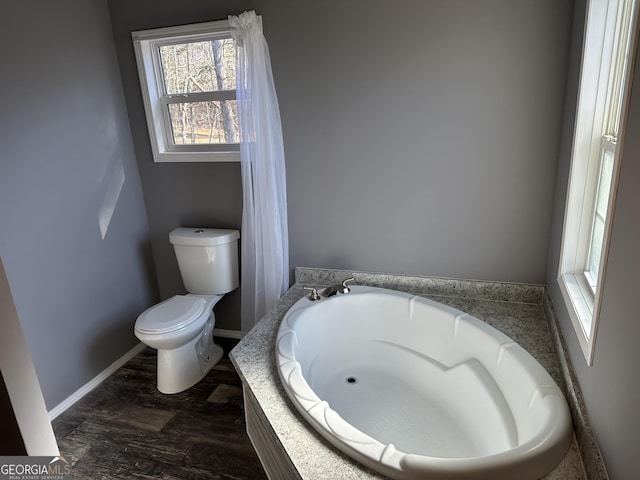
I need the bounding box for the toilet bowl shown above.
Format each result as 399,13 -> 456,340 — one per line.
134,227 -> 240,394
135,294 -> 224,394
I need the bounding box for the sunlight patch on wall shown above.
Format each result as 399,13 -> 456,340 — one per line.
98,160 -> 125,239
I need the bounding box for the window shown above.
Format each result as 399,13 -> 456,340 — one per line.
558,0 -> 638,364
132,21 -> 239,162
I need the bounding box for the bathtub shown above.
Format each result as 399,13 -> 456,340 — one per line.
275,285 -> 572,480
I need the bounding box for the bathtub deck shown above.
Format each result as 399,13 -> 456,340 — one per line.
231,268 -> 589,480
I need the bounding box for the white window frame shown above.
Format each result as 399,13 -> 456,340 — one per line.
132,20 -> 240,163
558,0 -> 638,365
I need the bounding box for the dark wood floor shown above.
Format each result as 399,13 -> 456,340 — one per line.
52,339 -> 267,480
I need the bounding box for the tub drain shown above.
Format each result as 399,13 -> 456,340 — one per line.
345,376 -> 358,385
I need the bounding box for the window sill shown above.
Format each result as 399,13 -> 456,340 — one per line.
152,151 -> 240,163
557,273 -> 596,365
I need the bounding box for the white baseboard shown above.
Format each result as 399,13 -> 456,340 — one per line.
48,342 -> 146,421
213,328 -> 244,339
48,330 -> 242,421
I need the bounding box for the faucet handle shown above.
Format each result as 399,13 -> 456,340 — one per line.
303,286 -> 321,301
340,276 -> 355,293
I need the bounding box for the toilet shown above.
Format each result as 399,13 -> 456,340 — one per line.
134,227 -> 240,394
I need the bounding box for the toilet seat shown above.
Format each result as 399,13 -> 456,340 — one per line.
135,295 -> 206,334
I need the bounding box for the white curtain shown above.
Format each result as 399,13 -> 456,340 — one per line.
230,11 -> 289,333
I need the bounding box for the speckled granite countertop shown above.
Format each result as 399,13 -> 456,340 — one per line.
230,268 -> 587,480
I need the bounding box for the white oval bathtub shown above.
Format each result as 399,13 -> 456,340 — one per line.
275,285 -> 572,480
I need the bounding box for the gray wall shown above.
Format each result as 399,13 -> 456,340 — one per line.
0,0 -> 156,409
266,0 -> 574,284
109,0 -> 574,337
107,0 -> 257,331
547,1 -> 640,477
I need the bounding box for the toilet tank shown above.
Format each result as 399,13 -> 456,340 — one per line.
169,228 -> 240,295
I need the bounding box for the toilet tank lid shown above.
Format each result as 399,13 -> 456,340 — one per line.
169,228 -> 240,246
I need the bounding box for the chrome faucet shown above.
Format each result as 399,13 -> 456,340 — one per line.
321,276 -> 355,297
303,286 -> 322,301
